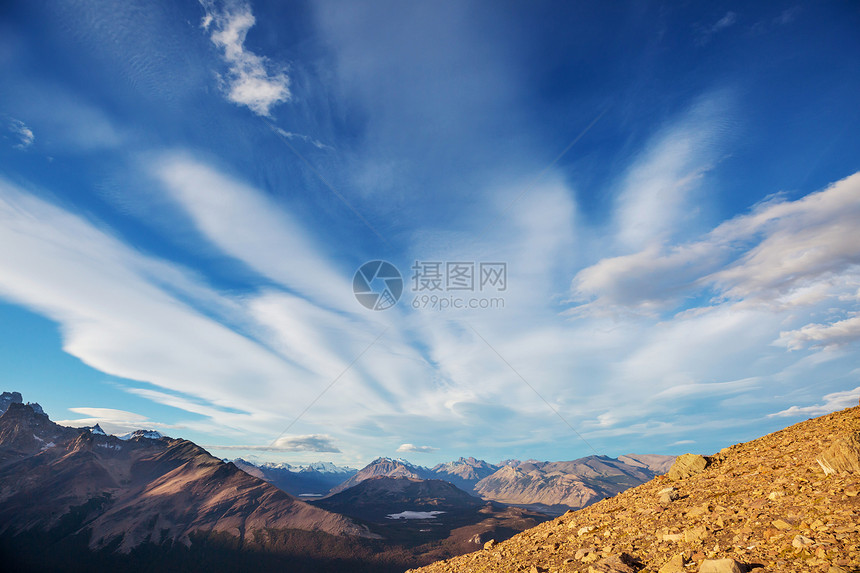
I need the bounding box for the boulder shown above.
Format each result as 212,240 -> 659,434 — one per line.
659,486 -> 680,503
667,454 -> 709,480
587,553 -> 637,573
658,554 -> 686,573
699,558 -> 744,573
816,432 -> 860,474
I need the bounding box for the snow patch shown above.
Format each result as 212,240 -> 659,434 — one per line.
96,443 -> 121,450
386,511 -> 446,520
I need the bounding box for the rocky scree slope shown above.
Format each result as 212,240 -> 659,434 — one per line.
410,405 -> 860,572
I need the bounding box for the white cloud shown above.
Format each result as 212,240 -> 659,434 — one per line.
777,315 -> 860,351
153,154 -> 355,313
396,443 -> 438,453
769,386 -> 860,418
200,0 -> 290,116
67,407 -> 148,421
713,12 -> 737,32
697,11 -> 738,45
0,177 -> 313,436
272,127 -> 332,150
207,434 -> 341,452
652,377 -> 760,400
6,88 -> 123,151
614,93 -> 730,249
8,118 -> 34,149
572,172 -> 860,318
55,407 -> 174,435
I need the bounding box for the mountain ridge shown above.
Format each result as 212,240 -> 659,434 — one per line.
0,401 -> 374,555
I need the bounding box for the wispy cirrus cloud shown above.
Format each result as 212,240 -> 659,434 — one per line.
200,0 -> 291,116
696,11 -> 738,45
613,93 -> 731,250
153,153 -> 354,312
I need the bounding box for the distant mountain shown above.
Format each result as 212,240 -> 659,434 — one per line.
473,454 -> 674,512
329,457 -> 432,494
617,453 -> 676,474
302,461 -> 357,474
0,400 -> 373,557
430,457 -> 499,492
232,459 -> 357,496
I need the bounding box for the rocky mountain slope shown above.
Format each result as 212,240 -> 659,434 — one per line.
329,457 -> 432,494
0,401 -> 372,554
473,455 -> 674,512
432,457 -> 501,492
410,405 -> 860,572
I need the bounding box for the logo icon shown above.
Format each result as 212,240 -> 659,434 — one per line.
353,261 -> 403,310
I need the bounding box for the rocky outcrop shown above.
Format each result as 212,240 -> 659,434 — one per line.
666,453 -> 709,480
410,405 -> 860,572
815,431 -> 860,474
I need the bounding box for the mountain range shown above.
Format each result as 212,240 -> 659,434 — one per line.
231,458 -> 358,497
279,452 -> 675,515
0,391 -> 673,572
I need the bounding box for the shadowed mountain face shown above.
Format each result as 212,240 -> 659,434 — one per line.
315,476 -> 484,521
313,476 -> 551,563
0,403 -> 372,554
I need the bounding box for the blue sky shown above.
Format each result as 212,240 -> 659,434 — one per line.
1,0 -> 859,468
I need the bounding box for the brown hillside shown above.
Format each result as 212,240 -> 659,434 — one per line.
410,406 -> 860,573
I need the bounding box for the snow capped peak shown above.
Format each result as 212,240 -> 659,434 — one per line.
90,424 -> 106,436
118,429 -> 163,440
253,460 -> 356,474
303,461 -> 356,474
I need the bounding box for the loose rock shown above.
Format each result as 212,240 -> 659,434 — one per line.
657,553 -> 686,573
699,558 -> 744,573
